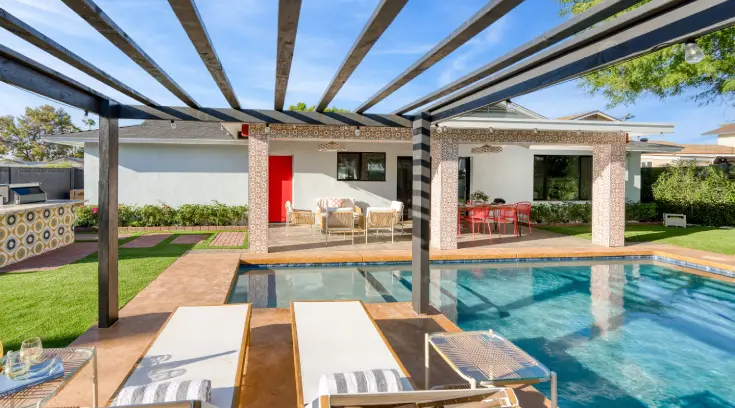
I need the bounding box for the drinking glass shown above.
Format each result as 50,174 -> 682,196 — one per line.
20,337 -> 43,364
5,350 -> 30,380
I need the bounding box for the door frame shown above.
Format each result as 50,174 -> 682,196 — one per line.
268,155 -> 294,223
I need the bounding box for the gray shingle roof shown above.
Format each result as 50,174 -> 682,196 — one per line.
47,120 -> 235,141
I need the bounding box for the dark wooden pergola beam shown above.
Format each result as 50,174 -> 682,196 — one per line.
61,0 -> 200,108
0,8 -> 158,107
354,0 -> 524,113
391,0 -> 654,115
168,0 -> 241,109
315,0 -> 407,112
430,0 -> 735,122
425,0 -> 690,115
0,44 -> 110,114
274,0 -> 302,111
117,104 -> 413,127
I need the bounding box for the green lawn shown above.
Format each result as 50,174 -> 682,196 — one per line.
0,235 -> 194,351
540,224 -> 735,255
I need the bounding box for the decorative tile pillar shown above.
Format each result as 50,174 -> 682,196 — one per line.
248,132 -> 269,253
592,143 -> 626,247
590,264 -> 625,337
430,135 -> 459,250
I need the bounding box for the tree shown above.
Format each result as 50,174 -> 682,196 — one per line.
0,105 -> 79,161
82,117 -> 96,130
288,102 -> 350,112
559,0 -> 735,109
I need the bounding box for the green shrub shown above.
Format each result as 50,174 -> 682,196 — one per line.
652,162 -> 735,227
530,201 -> 655,224
74,202 -> 248,228
626,201 -> 657,221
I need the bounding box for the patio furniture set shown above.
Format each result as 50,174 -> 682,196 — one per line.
285,198 -> 408,245
458,202 -> 533,239
2,301 -> 556,408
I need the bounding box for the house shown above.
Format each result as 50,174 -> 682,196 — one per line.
45,102 -> 676,228
0,157 -> 84,168
641,141 -> 735,167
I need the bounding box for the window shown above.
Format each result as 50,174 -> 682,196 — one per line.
533,155 -> 593,201
337,152 -> 386,181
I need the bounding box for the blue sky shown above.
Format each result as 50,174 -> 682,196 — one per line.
0,0 -> 731,143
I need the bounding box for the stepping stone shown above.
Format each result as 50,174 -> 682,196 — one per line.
0,242 -> 98,273
209,232 -> 246,247
122,234 -> 171,248
171,234 -> 208,245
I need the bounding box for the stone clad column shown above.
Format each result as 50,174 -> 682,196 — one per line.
248,131 -> 269,253
430,135 -> 459,250
592,143 -> 626,247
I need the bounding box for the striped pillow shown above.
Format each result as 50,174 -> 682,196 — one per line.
111,380 -> 211,406
318,369 -> 404,396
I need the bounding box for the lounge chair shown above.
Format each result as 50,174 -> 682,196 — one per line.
291,300 -> 518,408
286,201 -> 315,235
365,208 -> 397,243
324,209 -> 362,245
110,305 -> 252,408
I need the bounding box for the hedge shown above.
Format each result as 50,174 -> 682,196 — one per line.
652,162 -> 735,227
530,201 -> 657,224
75,202 -> 248,228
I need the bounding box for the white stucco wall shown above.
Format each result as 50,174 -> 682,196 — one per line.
84,142 -> 249,206
83,140 -> 644,208
626,151 -> 642,202
718,134 -> 735,147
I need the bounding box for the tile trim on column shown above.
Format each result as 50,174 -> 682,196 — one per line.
592,143 -> 626,247
430,134 -> 459,250
248,132 -> 269,253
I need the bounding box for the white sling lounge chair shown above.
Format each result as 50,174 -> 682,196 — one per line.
110,305 -> 252,408
291,301 -> 518,408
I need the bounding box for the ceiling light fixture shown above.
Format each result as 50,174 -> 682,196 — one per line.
264,123 -> 271,134
683,41 -> 705,64
355,126 -> 361,137
170,120 -> 176,130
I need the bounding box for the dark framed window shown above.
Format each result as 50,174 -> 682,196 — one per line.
337,152 -> 386,181
533,155 -> 593,201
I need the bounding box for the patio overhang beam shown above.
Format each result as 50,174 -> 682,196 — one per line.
440,117 -> 675,134
0,8 -> 158,107
0,44 -> 109,114
315,0 -> 408,112
425,0 -> 695,116
116,104 -> 414,127
430,0 -> 735,122
169,0 -> 241,109
274,0 -> 302,111
354,0 -> 524,113
61,0 -> 200,108
392,0 -> 660,115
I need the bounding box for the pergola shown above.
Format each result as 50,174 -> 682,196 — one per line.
1,0 -> 733,327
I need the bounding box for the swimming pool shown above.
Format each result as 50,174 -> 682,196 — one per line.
229,260 -> 735,407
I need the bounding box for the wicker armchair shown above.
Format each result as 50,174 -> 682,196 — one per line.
286,201 -> 315,235
324,209 -> 361,245
365,208 -> 397,243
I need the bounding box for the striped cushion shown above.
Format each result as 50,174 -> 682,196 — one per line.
318,369 -> 404,396
111,379 -> 211,406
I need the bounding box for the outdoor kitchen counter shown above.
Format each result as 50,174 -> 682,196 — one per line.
0,200 -> 83,268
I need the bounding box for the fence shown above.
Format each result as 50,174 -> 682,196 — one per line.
0,167 -> 84,199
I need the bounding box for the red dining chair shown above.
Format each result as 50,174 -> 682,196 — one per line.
516,202 -> 532,235
497,206 -> 519,237
464,205 -> 494,239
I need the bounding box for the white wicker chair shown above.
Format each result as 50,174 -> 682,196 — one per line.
285,201 -> 315,235
325,209 -> 360,245
390,201 -> 407,235
365,208 -> 397,243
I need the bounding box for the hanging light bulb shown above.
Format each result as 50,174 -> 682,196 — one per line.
170,120 -> 176,130
506,99 -> 514,113
355,126 -> 361,137
264,123 -> 271,134
683,41 -> 705,64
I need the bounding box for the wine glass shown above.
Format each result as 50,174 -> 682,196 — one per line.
20,337 -> 43,364
5,351 -> 30,380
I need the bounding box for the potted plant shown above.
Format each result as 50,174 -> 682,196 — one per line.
470,190 -> 489,203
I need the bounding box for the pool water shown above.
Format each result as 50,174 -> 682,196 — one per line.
229,261 -> 735,407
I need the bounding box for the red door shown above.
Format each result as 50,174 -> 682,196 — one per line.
268,156 -> 293,222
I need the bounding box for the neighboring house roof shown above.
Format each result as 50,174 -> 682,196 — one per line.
557,111 -> 620,122
0,157 -> 83,167
45,120 -> 236,145
702,123 -> 735,136
643,140 -> 735,156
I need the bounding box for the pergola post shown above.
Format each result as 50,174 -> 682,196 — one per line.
98,99 -> 119,328
411,113 -> 431,314
248,131 -> 269,253
592,143 -> 626,247
430,134 -> 458,250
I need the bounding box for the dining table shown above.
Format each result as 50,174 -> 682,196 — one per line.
457,203 -> 522,237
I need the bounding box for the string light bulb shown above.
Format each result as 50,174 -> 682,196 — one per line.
683,41 -> 705,64
170,120 -> 176,130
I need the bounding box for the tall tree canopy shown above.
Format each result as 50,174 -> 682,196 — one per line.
559,0 -> 735,109
0,105 -> 81,161
288,102 -> 350,112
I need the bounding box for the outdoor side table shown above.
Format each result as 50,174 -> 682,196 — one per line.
1,347 -> 98,408
425,331 -> 557,408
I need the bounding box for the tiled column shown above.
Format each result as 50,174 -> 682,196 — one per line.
592,143 -> 626,247
248,132 -> 269,253
590,264 -> 625,337
430,135 -> 459,250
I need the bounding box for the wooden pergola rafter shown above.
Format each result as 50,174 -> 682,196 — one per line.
0,0 -> 733,325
